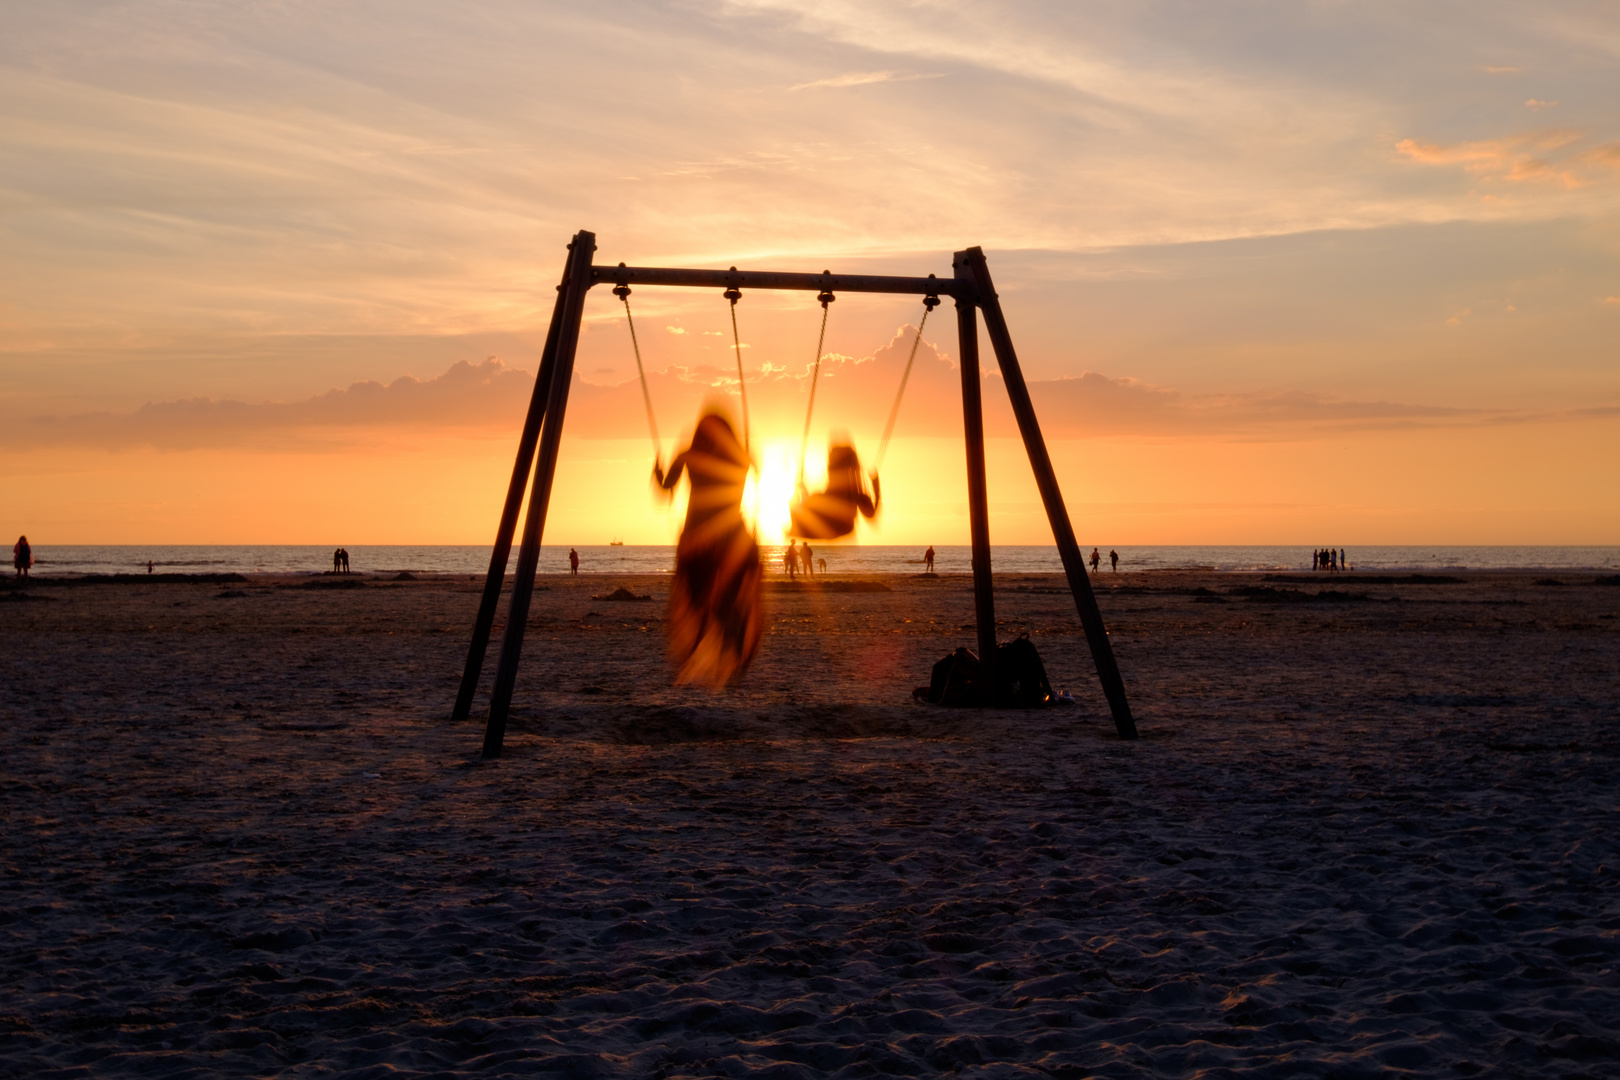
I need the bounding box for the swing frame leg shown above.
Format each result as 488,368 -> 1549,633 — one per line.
482,230 -> 596,759
452,257 -> 570,723
960,247 -> 1138,739
953,253 -> 998,680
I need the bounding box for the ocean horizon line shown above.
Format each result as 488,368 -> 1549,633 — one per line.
15,543 -> 1620,577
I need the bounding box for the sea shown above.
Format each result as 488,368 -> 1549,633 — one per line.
21,545 -> 1620,578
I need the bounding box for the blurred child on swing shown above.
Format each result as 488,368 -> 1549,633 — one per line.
653,403 -> 762,686
790,430 -> 880,540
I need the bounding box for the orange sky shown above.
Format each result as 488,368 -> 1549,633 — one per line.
3,3 -> 1618,545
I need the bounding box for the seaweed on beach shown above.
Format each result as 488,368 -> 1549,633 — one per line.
1231,585 -> 1374,603
13,572 -> 251,586
1262,574 -> 1462,585
765,579 -> 892,593
594,587 -> 653,601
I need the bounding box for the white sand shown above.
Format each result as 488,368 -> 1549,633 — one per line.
1,570 -> 1617,1077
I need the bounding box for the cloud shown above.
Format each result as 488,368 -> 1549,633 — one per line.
665,326 -> 687,334
1524,98 -> 1560,108
7,358 -> 534,450
1583,142 -> 1620,168
0,327 -> 1577,453
1396,129 -> 1589,187
787,71 -> 941,92
1484,65 -> 1521,74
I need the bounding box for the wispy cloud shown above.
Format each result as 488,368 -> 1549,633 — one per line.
1396,129 -> 1589,187
1524,98 -> 1559,108
788,71 -> 941,92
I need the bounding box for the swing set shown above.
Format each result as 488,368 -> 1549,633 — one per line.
454,230 -> 1138,757
617,260 -> 932,537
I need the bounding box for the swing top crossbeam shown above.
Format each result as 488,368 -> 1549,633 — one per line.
589,264 -> 966,299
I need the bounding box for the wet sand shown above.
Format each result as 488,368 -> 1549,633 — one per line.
2,569 -> 1618,1078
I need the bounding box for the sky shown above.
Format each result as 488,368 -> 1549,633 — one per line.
3,1 -> 1618,545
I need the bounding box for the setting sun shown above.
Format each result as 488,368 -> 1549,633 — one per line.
742,439 -> 800,542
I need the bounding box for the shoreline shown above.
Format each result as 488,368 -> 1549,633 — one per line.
8,566 -> 1620,586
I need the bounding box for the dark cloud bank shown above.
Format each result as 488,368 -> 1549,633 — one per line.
8,332 -> 1517,451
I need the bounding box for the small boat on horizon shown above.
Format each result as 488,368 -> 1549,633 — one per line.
608,538 -> 624,546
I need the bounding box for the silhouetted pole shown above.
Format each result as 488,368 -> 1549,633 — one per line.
452,262 -> 569,723
953,250 -> 998,677
962,247 -> 1137,739
482,230 -> 596,758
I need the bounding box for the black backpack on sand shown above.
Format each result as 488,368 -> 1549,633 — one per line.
996,633 -> 1054,708
914,633 -> 1053,709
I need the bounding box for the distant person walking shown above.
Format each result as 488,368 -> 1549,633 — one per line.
924,545 -> 935,574
1110,549 -> 1119,572
340,548 -> 351,574
334,548 -> 343,573
1090,547 -> 1101,573
785,539 -> 799,580
802,542 -> 815,578
13,535 -> 32,578
1340,548 -> 1347,572
147,560 -> 154,574
569,548 -> 579,575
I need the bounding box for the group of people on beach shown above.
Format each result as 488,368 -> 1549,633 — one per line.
1089,547 -> 1119,573
12,535 -> 30,578
331,547 -> 351,573
783,539 -> 824,579
1314,548 -> 1348,572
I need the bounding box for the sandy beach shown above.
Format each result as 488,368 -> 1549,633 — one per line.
2,568 -> 1618,1078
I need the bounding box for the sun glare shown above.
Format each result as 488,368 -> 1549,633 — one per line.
744,439 -> 800,541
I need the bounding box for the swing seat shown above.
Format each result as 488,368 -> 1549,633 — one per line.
790,491 -> 862,539
789,445 -> 878,540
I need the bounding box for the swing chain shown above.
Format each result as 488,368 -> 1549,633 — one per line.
723,271 -> 750,457
871,284 -> 938,475
796,279 -> 835,496
613,273 -> 663,464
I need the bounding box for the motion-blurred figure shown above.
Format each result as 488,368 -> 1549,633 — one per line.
790,438 -> 879,540
13,535 -> 31,579
925,546 -> 935,573
654,408 -> 762,686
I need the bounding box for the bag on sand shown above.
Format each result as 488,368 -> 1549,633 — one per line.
920,647 -> 983,707
914,634 -> 1053,708
996,633 -> 1054,709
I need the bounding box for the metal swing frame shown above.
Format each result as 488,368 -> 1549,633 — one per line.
456,230 -> 1138,757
